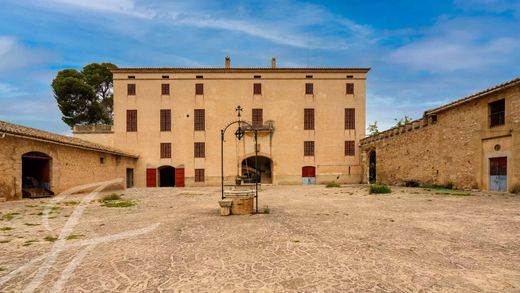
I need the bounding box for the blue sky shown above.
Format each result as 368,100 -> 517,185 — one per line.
0,0 -> 519,134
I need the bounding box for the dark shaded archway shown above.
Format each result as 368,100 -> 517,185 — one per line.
22,152 -> 53,198
369,150 -> 376,183
241,156 -> 272,184
158,166 -> 175,187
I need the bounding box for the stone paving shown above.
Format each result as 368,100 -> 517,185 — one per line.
0,185 -> 520,292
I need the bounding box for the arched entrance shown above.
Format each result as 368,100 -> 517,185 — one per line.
22,152 -> 53,198
369,150 -> 376,183
241,156 -> 272,184
158,166 -> 175,187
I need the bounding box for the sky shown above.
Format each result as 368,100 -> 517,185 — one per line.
0,0 -> 519,135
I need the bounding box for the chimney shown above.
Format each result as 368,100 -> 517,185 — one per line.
225,56 -> 231,69
271,57 -> 276,69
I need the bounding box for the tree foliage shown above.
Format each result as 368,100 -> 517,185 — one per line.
367,121 -> 379,136
52,63 -> 117,127
394,115 -> 412,127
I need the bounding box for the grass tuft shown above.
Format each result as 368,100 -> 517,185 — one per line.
326,182 -> 341,188
44,235 -> 58,242
263,205 -> 270,214
101,193 -> 122,201
0,227 -> 13,231
24,223 -> 39,226
66,234 -> 83,240
369,184 -> 392,194
23,239 -> 38,246
1,212 -> 19,221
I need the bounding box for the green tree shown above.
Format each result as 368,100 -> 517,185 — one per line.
394,115 -> 412,127
367,121 -> 379,136
52,63 -> 117,127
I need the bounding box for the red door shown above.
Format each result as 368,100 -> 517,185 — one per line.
175,168 -> 185,187
146,168 -> 157,187
302,166 -> 316,177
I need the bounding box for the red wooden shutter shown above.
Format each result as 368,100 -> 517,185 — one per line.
160,143 -> 171,158
253,83 -> 262,95
194,142 -> 205,158
252,109 -> 263,128
175,168 -> 185,187
161,84 -> 170,95
160,109 -> 171,131
127,84 -> 136,95
195,169 -> 205,182
146,168 -> 156,187
195,83 -> 204,95
346,83 -> 354,94
126,110 -> 137,132
345,108 -> 355,129
194,109 -> 205,131
305,83 -> 313,94
304,109 -> 314,130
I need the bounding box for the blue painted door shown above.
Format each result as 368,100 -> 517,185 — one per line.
489,157 -> 507,192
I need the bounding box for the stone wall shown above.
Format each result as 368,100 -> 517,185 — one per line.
0,135 -> 137,201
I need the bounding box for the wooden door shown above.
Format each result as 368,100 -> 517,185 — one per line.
146,168 -> 157,187
175,168 -> 185,187
489,157 -> 507,192
302,166 -> 316,184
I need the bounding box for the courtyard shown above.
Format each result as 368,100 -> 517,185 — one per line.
0,185 -> 519,292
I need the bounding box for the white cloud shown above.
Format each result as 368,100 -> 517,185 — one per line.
42,0 -> 154,18
0,36 -> 51,75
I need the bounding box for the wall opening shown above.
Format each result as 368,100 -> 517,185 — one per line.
241,156 -> 272,184
126,168 -> 134,188
369,150 -> 377,183
302,166 -> 316,184
158,166 -> 175,187
22,152 -> 53,198
489,157 -> 507,192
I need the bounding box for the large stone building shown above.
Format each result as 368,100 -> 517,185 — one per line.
75,58 -> 369,187
0,121 -> 137,201
360,77 -> 520,192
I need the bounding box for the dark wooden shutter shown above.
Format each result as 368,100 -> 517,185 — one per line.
160,109 -> 171,131
195,169 -> 205,182
194,109 -> 205,131
253,83 -> 262,95
195,83 -> 204,95
252,109 -> 263,128
160,143 -> 171,158
175,168 -> 185,187
161,84 -> 170,95
345,141 -> 355,156
146,168 -> 156,187
194,142 -> 205,158
126,110 -> 137,132
304,109 -> 314,130
127,84 -> 136,95
345,108 -> 355,129
305,83 -> 313,95
346,83 -> 354,94
302,166 -> 316,177
304,141 -> 315,156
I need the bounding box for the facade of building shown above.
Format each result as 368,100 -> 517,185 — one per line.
74,58 -> 369,187
0,121 -> 138,201
360,77 -> 520,192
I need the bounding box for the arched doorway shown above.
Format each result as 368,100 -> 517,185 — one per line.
241,156 -> 272,184
22,152 -> 53,198
369,150 -> 376,183
158,166 -> 175,187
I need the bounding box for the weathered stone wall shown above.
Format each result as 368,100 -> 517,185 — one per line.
0,135 -> 137,201
360,84 -> 519,191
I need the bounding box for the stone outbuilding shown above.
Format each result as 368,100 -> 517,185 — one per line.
0,121 -> 138,201
360,77 -> 520,192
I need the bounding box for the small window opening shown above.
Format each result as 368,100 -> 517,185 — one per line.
306,75 -> 313,78
254,75 -> 261,79
346,75 -> 354,79
128,75 -> 135,79
162,75 -> 169,79
196,75 -> 203,79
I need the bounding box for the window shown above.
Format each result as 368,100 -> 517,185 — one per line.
194,109 -> 205,131
128,75 -> 135,79
126,110 -> 137,132
195,83 -> 204,95
489,99 -> 505,127
431,115 -> 438,124
160,109 -> 171,131
195,169 -> 205,182
305,83 -> 314,95
345,141 -> 355,156
346,83 -> 354,95
304,141 -> 315,156
304,108 -> 315,130
194,142 -> 205,158
306,75 -> 313,78
127,84 -> 136,95
345,108 -> 355,129
161,84 -> 170,95
160,143 -> 171,158
252,109 -> 263,128
346,75 -> 353,79
253,83 -> 262,95
99,157 -> 105,164
254,75 -> 261,79
162,75 -> 169,79
196,75 -> 203,79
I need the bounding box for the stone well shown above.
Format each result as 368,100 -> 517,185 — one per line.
222,189 -> 255,215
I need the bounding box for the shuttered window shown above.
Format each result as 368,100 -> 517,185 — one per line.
160,143 -> 171,158
194,109 -> 205,131
195,83 -> 204,95
345,108 -> 355,129
305,83 -> 314,95
253,83 -> 262,95
160,109 -> 171,131
195,169 -> 205,182
127,84 -> 136,95
345,141 -> 355,156
126,110 -> 137,132
346,83 -> 354,95
161,84 -> 170,95
194,142 -> 205,158
304,108 -> 315,130
252,109 -> 263,128
489,99 -> 505,127
304,141 -> 315,156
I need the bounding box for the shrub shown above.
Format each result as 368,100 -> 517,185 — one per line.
44,235 -> 58,242
511,184 -> 520,194
102,193 -> 121,201
369,184 -> 391,194
101,200 -> 136,208
326,182 -> 341,188
263,205 -> 270,214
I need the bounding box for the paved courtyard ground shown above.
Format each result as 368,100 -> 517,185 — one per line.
0,185 -> 519,292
